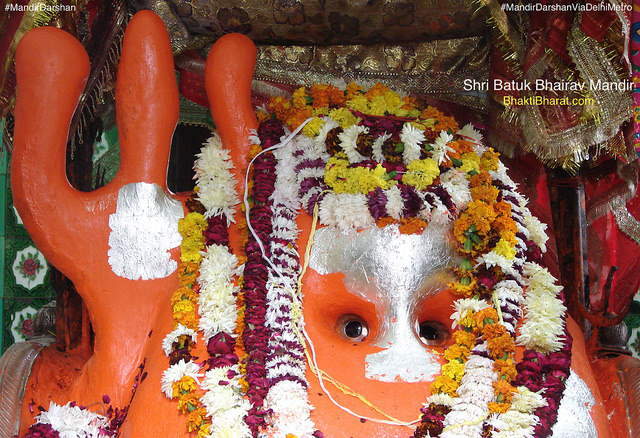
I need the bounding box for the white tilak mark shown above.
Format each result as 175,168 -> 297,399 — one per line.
108,182 -> 183,280
310,224 -> 457,382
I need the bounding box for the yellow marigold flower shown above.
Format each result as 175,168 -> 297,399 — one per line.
430,375 -> 459,396
459,152 -> 481,174
480,148 -> 500,171
452,330 -> 477,349
173,298 -> 196,316
383,90 -> 403,111
470,185 -> 499,203
197,423 -> 211,438
460,310 -> 477,330
239,376 -> 249,393
186,407 -> 207,432
368,95 -> 388,116
178,213 -> 207,238
329,107 -> 359,128
292,87 -> 308,109
346,95 -> 370,114
312,107 -> 329,116
302,117 -> 325,138
494,238 -> 516,259
324,155 -> 349,192
402,158 -> 440,190
441,360 -> 465,381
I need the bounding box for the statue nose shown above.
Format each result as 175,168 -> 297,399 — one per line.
365,315 -> 441,383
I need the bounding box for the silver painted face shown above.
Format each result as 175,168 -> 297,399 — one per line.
309,224 -> 457,382
108,182 -> 183,280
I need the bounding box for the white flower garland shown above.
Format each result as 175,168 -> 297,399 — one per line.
32,402 -> 110,438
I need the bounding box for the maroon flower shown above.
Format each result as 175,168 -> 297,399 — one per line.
21,257 -> 40,277
21,318 -> 34,337
258,120 -> 285,148
24,423 -> 60,438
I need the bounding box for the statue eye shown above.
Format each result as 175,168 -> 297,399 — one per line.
337,314 -> 369,342
418,321 -> 449,346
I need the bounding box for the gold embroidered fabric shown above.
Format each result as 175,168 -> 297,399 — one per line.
129,0 -> 487,52
253,38 -> 489,112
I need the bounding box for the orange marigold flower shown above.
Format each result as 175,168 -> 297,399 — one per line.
172,376 -> 197,398
256,110 -> 271,123
481,319 -> 507,339
453,214 -> 474,244
186,407 -> 207,432
480,149 -> 500,171
493,379 -> 516,398
178,312 -> 199,330
456,139 -> 475,154
327,85 -> 346,107
494,358 -> 518,381
487,333 -> 516,358
469,171 -> 493,188
398,217 -> 428,235
448,276 -> 478,298
178,262 -> 199,286
434,115 -> 459,133
178,392 -> 201,414
488,401 -> 511,414
401,95 -> 417,111
492,215 -> 518,236
364,82 -> 390,99
420,106 -> 446,121
474,307 -> 499,329
492,200 -> 512,217
377,217 -> 399,228
452,330 -> 477,349
443,344 -> 471,362
309,84 -> 330,108
286,107 -> 314,131
466,201 -> 497,235
470,185 -> 499,203
346,81 -> 364,100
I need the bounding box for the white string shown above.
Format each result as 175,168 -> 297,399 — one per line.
242,118 -> 418,429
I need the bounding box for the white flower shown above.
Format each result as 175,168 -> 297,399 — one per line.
523,210 -> 548,252
318,193 -> 374,231
385,186 -> 404,219
36,402 -> 109,438
440,169 -> 471,210
338,125 -> 368,163
457,123 -> 483,145
426,393 -> 455,408
475,251 -> 521,281
372,132 -> 392,162
261,380 -> 315,438
162,324 -> 198,356
400,123 -> 425,164
194,133 -> 240,224
431,131 -> 455,165
161,359 -> 203,398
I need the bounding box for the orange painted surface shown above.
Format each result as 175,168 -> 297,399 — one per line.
11,11 -> 627,437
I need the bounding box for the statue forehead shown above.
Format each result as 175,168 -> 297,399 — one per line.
308,224 -> 456,298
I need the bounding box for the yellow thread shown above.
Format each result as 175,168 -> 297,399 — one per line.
492,291 -> 504,325
442,414 -> 487,432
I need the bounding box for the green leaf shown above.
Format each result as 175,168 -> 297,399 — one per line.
384,171 -> 398,181
468,169 -> 479,177
471,234 -> 481,244
305,95 -> 314,105
395,142 -> 405,153
451,158 -> 463,167
461,258 -> 473,271
460,277 -> 471,286
422,144 -> 434,152
464,238 -> 473,251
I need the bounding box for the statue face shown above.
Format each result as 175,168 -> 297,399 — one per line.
300,218 -> 460,433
